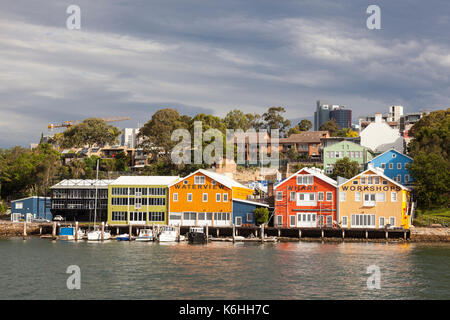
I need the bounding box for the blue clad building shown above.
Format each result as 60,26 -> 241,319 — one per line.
11,196 -> 52,222
232,198 -> 269,226
367,149 -> 413,185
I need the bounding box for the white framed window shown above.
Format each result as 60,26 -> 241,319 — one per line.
290,191 -> 296,201
381,163 -> 386,169
173,193 -> 178,202
276,215 -> 283,226
351,214 -> 376,228
246,213 -> 253,223
235,216 -> 242,226
389,217 -> 396,227
405,174 -> 410,183
379,217 -> 385,228
368,176 -> 373,185
223,193 -> 228,202
202,193 -> 208,202
216,193 -> 221,202
352,180 -> 358,185
363,193 -> 376,206
397,163 -> 402,169
391,192 -> 397,202
297,193 -> 316,206
15,202 -> 23,209
194,176 -> 205,185
318,192 -> 324,201
326,192 -> 333,201
396,174 -> 401,182
289,215 -> 296,227
355,192 -> 361,201
276,191 -> 283,201
187,193 -> 193,202
296,175 -> 313,185
340,192 -> 346,202
377,193 -> 386,202
361,177 -> 366,185
389,163 -> 394,169
374,177 -> 380,184
342,216 -> 348,227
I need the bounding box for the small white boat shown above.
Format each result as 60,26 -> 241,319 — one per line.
136,229 -> 153,242
116,233 -> 130,241
158,226 -> 179,242
59,227 -> 85,241
87,229 -> 111,241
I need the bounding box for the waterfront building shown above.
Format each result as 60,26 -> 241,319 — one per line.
279,131 -> 329,159
10,196 -> 52,222
367,149 -> 413,185
360,113 -> 404,153
322,140 -> 374,174
232,198 -> 270,227
168,169 -> 254,227
108,176 -> 179,226
337,167 -> 412,229
50,179 -> 114,222
273,167 -> 337,228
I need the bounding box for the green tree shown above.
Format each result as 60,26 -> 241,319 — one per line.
336,128 -> 358,138
138,108 -> 189,159
114,151 -> 129,172
330,157 -> 360,179
254,207 -> 269,225
62,118 -> 121,148
262,107 -> 291,135
319,119 -> 339,136
246,113 -> 265,130
408,152 -> 449,209
224,109 -> 251,131
298,119 -> 312,132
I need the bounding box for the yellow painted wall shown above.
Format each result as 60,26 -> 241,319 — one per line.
108,184 -> 169,225
338,170 -> 410,229
232,186 -> 254,200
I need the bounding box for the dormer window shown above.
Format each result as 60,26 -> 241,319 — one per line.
297,175 -> 313,185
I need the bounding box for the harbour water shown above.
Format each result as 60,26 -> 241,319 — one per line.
0,238 -> 449,300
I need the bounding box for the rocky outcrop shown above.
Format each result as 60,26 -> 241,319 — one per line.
410,226 -> 450,242
0,221 -> 42,238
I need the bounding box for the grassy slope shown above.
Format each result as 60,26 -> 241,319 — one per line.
413,208 -> 450,227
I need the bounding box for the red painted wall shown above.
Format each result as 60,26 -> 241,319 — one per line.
274,171 -> 337,228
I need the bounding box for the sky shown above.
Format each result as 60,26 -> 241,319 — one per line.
0,0 -> 449,147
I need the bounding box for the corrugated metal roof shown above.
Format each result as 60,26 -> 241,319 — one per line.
110,176 -> 180,186
275,167 -> 337,189
50,179 -> 114,189
280,131 -> 329,144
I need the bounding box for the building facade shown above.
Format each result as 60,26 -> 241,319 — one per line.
168,169 -> 254,227
322,140 -> 373,174
279,131 -> 329,159
274,167 -> 337,228
232,198 -> 269,227
367,149 -> 413,185
337,168 -> 411,229
50,180 -> 113,222
107,176 -> 179,226
360,113 -> 404,153
314,100 -> 352,130
11,196 -> 52,222
330,108 -> 352,129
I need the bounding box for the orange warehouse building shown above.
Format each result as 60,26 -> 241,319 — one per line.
168,169 -> 254,227
274,167 -> 338,228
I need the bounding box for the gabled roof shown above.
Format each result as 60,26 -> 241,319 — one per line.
110,176 -> 180,186
274,167 -> 337,189
368,148 -> 413,163
12,196 -> 51,202
169,169 -> 252,191
232,198 -> 269,207
280,131 -> 328,144
50,179 -> 114,189
337,167 -> 410,191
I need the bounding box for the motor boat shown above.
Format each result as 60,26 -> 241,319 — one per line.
187,227 -> 207,244
59,227 -> 85,241
158,226 -> 180,242
135,229 -> 153,242
116,233 -> 130,241
87,229 -> 111,241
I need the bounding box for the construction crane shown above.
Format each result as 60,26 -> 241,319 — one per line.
48,116 -> 131,130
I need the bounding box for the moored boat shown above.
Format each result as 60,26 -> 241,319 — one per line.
136,229 -> 153,242
87,229 -> 111,241
187,227 -> 207,244
116,233 -> 130,241
158,226 -> 179,242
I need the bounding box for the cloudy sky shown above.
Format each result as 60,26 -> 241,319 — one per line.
0,0 -> 449,147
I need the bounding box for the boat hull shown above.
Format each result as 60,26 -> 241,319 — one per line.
188,232 -> 207,244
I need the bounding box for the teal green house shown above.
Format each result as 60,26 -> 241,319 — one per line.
322,140 -> 374,174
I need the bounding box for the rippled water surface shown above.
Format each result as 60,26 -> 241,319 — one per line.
1,238 -> 449,299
